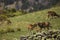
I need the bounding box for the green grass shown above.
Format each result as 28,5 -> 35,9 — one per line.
0,6 -> 60,40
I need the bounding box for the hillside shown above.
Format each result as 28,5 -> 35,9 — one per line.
0,6 -> 60,40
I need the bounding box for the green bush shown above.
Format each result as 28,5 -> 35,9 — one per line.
0,15 -> 8,21
11,8 -> 16,13
4,8 -> 17,17
7,28 -> 15,33
0,29 -> 7,34
17,28 -> 21,31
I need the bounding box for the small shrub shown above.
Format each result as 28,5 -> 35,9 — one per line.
11,8 -> 16,13
7,14 -> 16,17
17,28 -> 21,31
0,15 -> 8,21
0,29 -> 7,34
6,20 -> 12,25
7,28 -> 15,33
0,30 -> 4,34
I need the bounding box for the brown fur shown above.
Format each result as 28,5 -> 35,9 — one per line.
48,11 -> 60,18
37,22 -> 51,30
27,23 -> 37,31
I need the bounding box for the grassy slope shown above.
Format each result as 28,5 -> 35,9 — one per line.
0,6 -> 60,40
